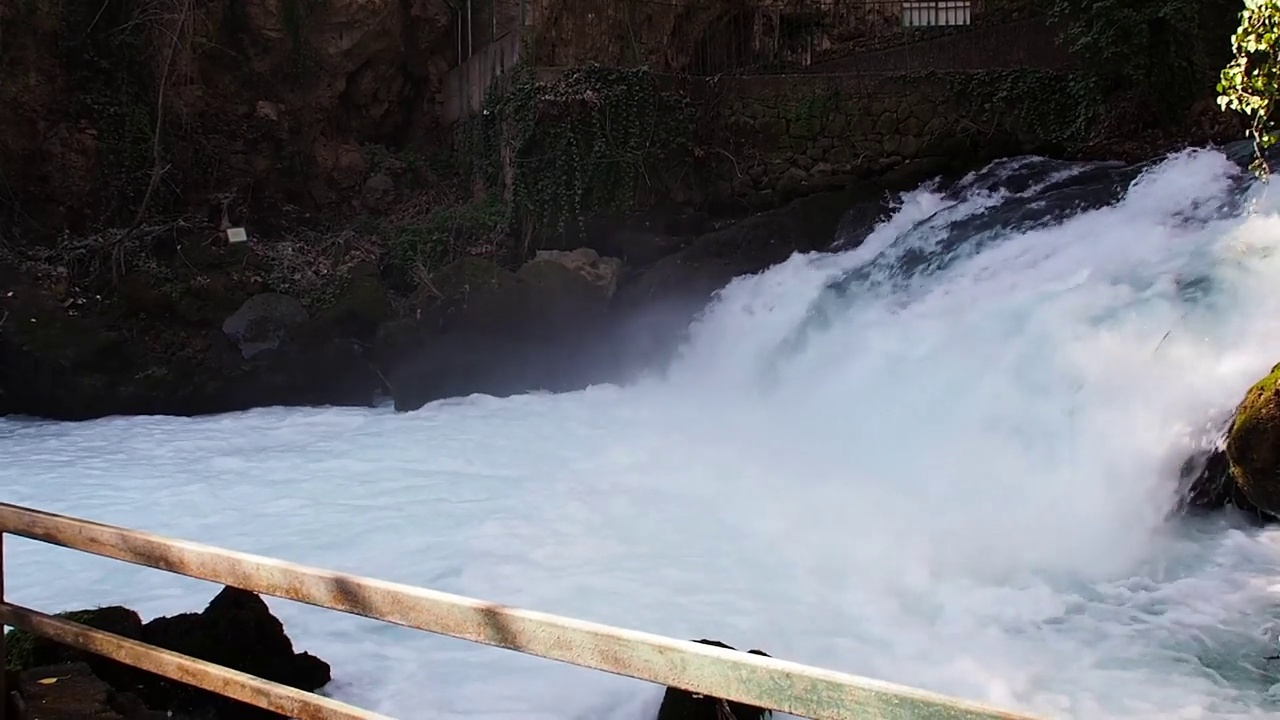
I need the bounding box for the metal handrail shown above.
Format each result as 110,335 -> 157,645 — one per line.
0,502 -> 1040,719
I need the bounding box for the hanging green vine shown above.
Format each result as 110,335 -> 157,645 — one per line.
1046,0 -> 1221,113
59,0 -> 158,224
460,63 -> 696,239
1219,0 -> 1280,177
910,69 -> 1103,154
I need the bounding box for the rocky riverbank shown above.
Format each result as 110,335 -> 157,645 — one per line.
3,587 -> 330,720
0,180 -> 895,420
3,586 -> 773,720
0,0 -> 1249,422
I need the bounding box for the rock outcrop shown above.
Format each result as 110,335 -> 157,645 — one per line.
608,186 -> 886,363
1181,363 -> 1280,523
384,249 -> 626,411
1223,363 -> 1280,518
222,293 -> 311,360
3,587 -> 330,720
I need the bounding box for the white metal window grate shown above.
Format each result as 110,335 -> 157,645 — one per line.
902,0 -> 972,27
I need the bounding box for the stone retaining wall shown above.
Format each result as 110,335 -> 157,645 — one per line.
674,70 -> 1065,205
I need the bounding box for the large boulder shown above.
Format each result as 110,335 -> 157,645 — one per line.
3,587 -> 330,720
607,187 -> 888,373
1180,364 -> 1280,523
384,250 -> 625,411
1224,363 -> 1280,519
619,187 -> 886,313
135,587 -> 331,718
2,606 -> 146,694
222,293 -> 310,360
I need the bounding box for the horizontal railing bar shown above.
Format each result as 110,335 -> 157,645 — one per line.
0,601 -> 389,720
0,503 -> 1038,720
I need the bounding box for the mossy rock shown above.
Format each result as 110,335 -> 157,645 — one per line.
429,256 -> 517,298
320,262 -> 388,335
4,606 -> 143,674
1226,362 -> 1280,518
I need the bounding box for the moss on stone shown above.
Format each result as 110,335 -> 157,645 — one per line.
429,256 -> 516,298
3,608 -> 105,670
1231,362 -> 1280,436
1226,361 -> 1280,517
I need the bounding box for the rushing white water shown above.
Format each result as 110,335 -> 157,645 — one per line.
6,148 -> 1280,719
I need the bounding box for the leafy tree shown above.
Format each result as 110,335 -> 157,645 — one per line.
1219,0 -> 1280,175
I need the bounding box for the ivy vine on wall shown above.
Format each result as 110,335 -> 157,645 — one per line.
1046,0 -> 1216,112
458,63 -> 696,240
932,69 -> 1104,153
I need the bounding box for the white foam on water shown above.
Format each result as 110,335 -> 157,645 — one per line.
5,149 -> 1280,718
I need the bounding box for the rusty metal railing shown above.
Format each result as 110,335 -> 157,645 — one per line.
0,502 -> 1040,719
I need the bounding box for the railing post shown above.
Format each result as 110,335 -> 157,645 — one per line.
1,530 -> 7,720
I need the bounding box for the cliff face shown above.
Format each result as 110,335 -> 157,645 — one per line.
0,0 -> 455,234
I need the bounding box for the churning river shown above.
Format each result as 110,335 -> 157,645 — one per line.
5,148 -> 1280,718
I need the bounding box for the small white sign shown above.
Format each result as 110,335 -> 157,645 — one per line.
226,227 -> 248,244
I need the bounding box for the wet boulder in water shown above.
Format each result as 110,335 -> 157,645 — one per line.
137,586 -> 331,718
3,587 -> 330,720
384,251 -> 625,411
221,293 -> 309,359
654,640 -> 772,720
1224,363 -> 1280,520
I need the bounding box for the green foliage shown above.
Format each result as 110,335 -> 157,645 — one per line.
282,0 -> 325,75
926,69 -> 1103,153
463,64 -> 696,239
3,625 -> 34,670
3,609 -> 102,670
59,0 -> 157,222
1219,0 -> 1280,176
785,87 -> 840,131
1047,0 -> 1206,110
385,194 -> 511,274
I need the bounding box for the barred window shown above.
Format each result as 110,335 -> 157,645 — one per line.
901,1 -> 972,27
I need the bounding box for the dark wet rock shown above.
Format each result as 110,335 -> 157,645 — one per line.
612,188 -> 887,368
2,606 -> 145,692
579,207 -> 711,265
134,587 -> 330,719
319,262 -> 390,338
1178,441 -> 1252,516
0,259 -> 385,420
385,251 -> 626,411
3,587 -> 330,720
1178,366 -> 1280,524
620,187 -> 885,312
1223,363 -> 1280,520
654,640 -> 772,720
222,293 -> 310,359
